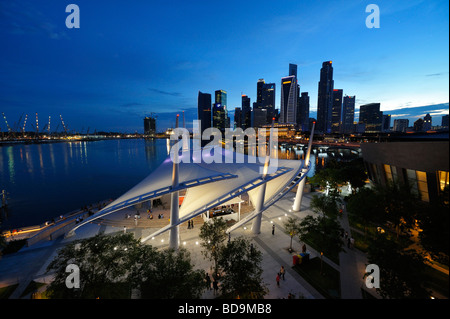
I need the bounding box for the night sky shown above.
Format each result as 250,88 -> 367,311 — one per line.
1,0 -> 448,133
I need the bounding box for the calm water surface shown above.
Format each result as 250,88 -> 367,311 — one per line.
0,138 -> 357,229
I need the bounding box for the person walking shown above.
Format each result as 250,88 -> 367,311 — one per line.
272,224 -> 275,235
205,273 -> 211,290
276,273 -> 280,287
280,266 -> 285,280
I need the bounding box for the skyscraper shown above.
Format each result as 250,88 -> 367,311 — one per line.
297,92 -> 310,131
198,91 -> 212,133
144,116 -> 156,137
234,107 -> 242,129
241,94 -> 252,129
317,61 -> 334,133
423,113 -> 432,131
393,119 -> 409,132
359,103 -> 383,133
342,95 -> 355,134
213,90 -> 228,132
280,75 -> 297,124
289,63 -> 298,77
255,79 -> 275,125
382,114 -> 391,132
442,114 -> 449,127
331,89 -> 343,133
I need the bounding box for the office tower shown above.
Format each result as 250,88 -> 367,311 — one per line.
423,113 -> 432,131
289,63 -> 298,77
442,114 -> 449,127
241,95 -> 252,129
297,92 -> 310,131
331,89 -> 343,133
253,105 -> 268,128
255,79 -> 276,125
382,114 -> 391,132
414,118 -> 424,131
144,116 -> 156,137
317,61 -> 334,133
359,103 -> 383,132
280,75 -> 298,124
213,90 -> 228,132
234,107 -> 242,129
342,95 -> 355,134
198,91 -> 212,132
393,119 -> 409,132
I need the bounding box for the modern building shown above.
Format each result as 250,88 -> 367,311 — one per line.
341,95 -> 355,134
280,75 -> 298,124
393,119 -> 409,133
213,90 -> 228,132
316,61 -> 334,133
234,107 -> 242,129
359,103 -> 382,133
414,118 -> 424,132
361,140 -> 449,204
289,63 -> 298,77
331,89 -> 343,133
423,113 -> 432,131
297,92 -> 310,131
253,106 -> 268,128
241,94 -> 252,129
254,79 -> 276,125
198,91 -> 212,134
442,114 -> 449,128
382,114 -> 391,132
144,116 -> 156,137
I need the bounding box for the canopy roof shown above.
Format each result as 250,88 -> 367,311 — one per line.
70,145 -> 308,240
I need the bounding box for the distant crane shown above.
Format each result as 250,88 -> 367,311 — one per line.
35,112 -> 39,137
60,115 -> 68,135
47,116 -> 51,134
2,112 -> 12,133
22,114 -> 28,133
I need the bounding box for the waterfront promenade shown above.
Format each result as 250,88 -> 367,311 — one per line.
0,190 -> 374,300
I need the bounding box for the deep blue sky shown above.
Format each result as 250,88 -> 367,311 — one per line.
1,0 -> 448,133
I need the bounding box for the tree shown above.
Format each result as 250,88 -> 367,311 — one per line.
46,233 -> 138,298
199,217 -> 228,274
346,187 -> 384,236
297,215 -> 344,259
310,193 -> 339,218
133,247 -> 207,299
218,237 -> 268,299
46,233 -> 207,299
366,234 -> 430,299
283,216 -> 301,252
417,186 -> 449,265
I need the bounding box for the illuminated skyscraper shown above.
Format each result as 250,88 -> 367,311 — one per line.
297,92 -> 310,131
359,103 -> 383,132
423,113 -> 432,131
213,90 -> 228,132
331,89 -> 343,133
317,61 -> 334,133
241,94 -> 252,129
198,91 -> 211,132
280,75 -> 297,124
342,95 -> 355,134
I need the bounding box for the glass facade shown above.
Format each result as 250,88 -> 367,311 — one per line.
438,171 -> 449,192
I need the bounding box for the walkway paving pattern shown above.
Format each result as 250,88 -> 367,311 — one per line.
0,191 -> 374,300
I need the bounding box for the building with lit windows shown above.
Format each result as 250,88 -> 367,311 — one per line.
331,89 -> 343,133
316,61 -> 334,133
361,140 -> 449,204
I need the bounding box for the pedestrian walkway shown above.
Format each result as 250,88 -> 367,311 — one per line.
0,191 -> 375,299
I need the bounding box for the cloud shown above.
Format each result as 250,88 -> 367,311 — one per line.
148,88 -> 182,97
426,72 -> 449,77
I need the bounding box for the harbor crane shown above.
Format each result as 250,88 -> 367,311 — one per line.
60,115 -> 68,135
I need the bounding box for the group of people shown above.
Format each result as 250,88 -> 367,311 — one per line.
276,265 -> 286,287
204,272 -> 220,295
342,230 -> 354,248
187,219 -> 194,229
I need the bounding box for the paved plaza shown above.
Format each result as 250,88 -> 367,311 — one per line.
0,190 -> 374,300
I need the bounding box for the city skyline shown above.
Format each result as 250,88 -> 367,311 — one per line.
0,0 -> 448,133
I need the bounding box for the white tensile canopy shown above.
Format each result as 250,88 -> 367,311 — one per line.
69,145 -> 309,241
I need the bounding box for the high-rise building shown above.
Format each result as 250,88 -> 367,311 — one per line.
331,89 -> 343,133
359,103 -> 383,132
297,92 -> 310,131
144,116 -> 156,137
255,79 -> 275,125
241,94 -> 252,129
414,118 -> 424,131
289,63 -> 298,77
234,107 -> 242,129
341,95 -> 355,134
382,114 -> 391,132
198,91 -> 212,133
423,113 -> 432,131
442,114 -> 449,127
253,105 -> 268,128
393,119 -> 409,132
317,61 -> 334,133
213,90 -> 228,132
280,75 -> 297,124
